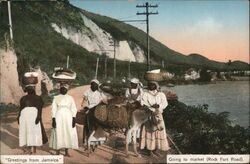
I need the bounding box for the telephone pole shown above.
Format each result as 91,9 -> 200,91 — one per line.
128,60 -> 131,79
95,57 -> 99,79
7,0 -> 13,41
109,38 -> 119,81
136,2 -> 158,71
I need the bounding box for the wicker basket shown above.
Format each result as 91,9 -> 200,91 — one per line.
144,72 -> 164,81
54,78 -> 73,83
22,76 -> 38,85
94,105 -> 108,122
55,69 -> 75,77
107,104 -> 128,128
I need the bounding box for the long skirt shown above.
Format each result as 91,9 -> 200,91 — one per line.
49,108 -> 78,150
140,114 -> 170,151
19,107 -> 42,147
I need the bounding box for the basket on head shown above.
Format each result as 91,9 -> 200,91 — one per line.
52,67 -> 76,83
144,69 -> 164,82
22,72 -> 38,85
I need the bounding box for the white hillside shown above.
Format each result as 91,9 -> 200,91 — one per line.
51,13 -> 145,63
116,41 -> 135,61
0,49 -> 23,104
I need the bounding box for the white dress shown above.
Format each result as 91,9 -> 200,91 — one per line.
140,90 -> 170,151
49,94 -> 79,150
19,107 -> 43,147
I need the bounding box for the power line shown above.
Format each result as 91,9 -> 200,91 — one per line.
116,14 -> 137,20
136,2 -> 158,71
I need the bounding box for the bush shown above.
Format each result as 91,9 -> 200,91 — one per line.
199,69 -> 212,82
163,100 -> 250,154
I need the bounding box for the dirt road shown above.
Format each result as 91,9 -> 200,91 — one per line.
0,85 -> 169,163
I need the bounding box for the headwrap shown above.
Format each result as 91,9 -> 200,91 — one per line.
91,79 -> 100,86
60,83 -> 69,89
25,84 -> 36,87
130,78 -> 143,88
130,78 -> 140,84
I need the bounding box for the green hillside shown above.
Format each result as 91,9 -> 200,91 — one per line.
0,0 -> 248,85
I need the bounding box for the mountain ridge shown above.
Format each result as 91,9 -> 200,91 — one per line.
78,7 -> 249,69
0,0 -> 248,85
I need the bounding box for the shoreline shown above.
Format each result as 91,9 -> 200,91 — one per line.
161,76 -> 249,87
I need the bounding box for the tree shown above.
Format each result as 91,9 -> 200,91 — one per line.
199,69 -> 212,82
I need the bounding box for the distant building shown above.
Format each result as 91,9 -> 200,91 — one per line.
184,68 -> 200,80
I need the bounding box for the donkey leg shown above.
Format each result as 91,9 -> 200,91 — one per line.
87,130 -> 95,156
132,127 -> 141,157
125,128 -> 132,156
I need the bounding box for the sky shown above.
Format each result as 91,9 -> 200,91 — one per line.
70,0 -> 249,63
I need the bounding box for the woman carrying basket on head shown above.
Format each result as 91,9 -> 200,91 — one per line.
140,81 -> 170,157
49,83 -> 79,156
18,72 -> 48,154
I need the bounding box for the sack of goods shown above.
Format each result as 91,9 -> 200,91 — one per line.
22,72 -> 39,85
52,67 -> 76,82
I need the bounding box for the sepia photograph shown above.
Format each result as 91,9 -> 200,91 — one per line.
0,0 -> 249,163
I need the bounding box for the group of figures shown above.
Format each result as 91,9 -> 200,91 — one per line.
18,72 -> 170,157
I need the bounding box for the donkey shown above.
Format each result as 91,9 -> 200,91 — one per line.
125,108 -> 150,157
77,99 -> 150,157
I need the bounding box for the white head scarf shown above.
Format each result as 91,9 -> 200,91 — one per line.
91,79 -> 100,86
130,78 -> 140,84
130,78 -> 143,88
60,83 -> 69,89
25,84 -> 36,87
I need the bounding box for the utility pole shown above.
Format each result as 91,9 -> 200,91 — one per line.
95,57 -> 99,79
136,2 -> 158,71
104,57 -> 107,79
7,0 -> 13,41
128,60 -> 131,79
162,60 -> 165,68
109,38 -> 119,81
66,56 -> 69,68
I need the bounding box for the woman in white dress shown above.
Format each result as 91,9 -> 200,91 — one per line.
49,83 -> 78,156
140,81 -> 170,156
18,85 -> 48,154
